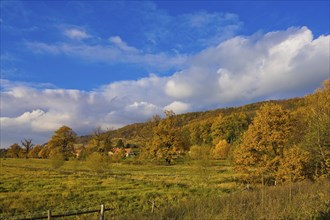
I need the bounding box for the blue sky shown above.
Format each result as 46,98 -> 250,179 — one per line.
1,1 -> 329,147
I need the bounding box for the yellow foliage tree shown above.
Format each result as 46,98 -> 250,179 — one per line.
147,111 -> 189,165
212,139 -> 230,159
87,126 -> 112,155
276,145 -> 310,183
234,103 -> 293,184
303,79 -> 330,177
28,145 -> 42,158
47,125 -> 77,160
7,143 -> 22,158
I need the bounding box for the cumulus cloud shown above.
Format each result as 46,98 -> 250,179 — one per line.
166,27 -> 329,104
1,27 -> 329,147
164,101 -> 191,114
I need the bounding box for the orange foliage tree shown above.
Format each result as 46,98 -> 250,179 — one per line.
234,103 -> 295,184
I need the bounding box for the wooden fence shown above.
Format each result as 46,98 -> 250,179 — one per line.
18,204 -> 113,220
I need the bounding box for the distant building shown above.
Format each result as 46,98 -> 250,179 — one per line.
109,148 -> 136,157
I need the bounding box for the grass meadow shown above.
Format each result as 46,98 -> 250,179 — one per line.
0,158 -> 329,219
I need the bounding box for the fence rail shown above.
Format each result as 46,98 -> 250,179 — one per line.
17,204 -> 113,220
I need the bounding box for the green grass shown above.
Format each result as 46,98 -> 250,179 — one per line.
0,158 -> 237,219
1,158 -> 329,219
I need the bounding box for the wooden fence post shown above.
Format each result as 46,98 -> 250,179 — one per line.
48,209 -> 52,220
99,204 -> 105,220
148,200 -> 157,213
151,201 -> 155,213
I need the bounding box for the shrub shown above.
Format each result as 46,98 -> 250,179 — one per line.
49,149 -> 65,169
85,152 -> 111,174
212,139 -> 231,159
189,145 -> 211,160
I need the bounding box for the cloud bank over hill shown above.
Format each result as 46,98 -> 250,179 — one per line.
1,27 -> 329,147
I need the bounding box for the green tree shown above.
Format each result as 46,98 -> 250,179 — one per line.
0,149 -> 7,158
48,125 -> 77,160
21,139 -> 34,158
115,139 -> 125,148
234,103 -> 293,184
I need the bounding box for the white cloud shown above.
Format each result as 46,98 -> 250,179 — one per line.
64,28 -> 90,40
25,9 -> 241,71
173,26 -> 329,104
165,77 -> 194,99
164,101 -> 191,114
109,36 -> 139,52
1,109 -> 45,126
1,27 -> 329,147
26,40 -> 187,71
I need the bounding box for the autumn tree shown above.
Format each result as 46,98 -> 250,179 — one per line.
147,110 -> 189,165
189,124 -> 203,146
7,143 -> 22,158
289,107 -> 309,146
48,125 -> 77,160
28,145 -> 42,158
150,114 -> 161,123
133,115 -> 161,149
87,126 -> 112,155
212,139 -> 231,159
87,126 -> 103,153
38,145 -> 51,159
303,79 -> 330,177
234,103 -> 294,184
21,139 -> 34,158
211,112 -> 250,144
276,145 -> 310,182
189,120 -> 213,146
